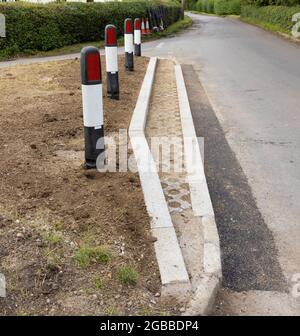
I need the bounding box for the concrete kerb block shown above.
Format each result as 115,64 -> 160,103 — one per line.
152,227 -> 192,299
129,57 -> 157,134
175,63 -> 222,314
129,57 -> 191,298
183,274 -> 220,316
202,215 -> 221,276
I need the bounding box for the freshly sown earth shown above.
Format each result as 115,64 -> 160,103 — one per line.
0,55 -> 177,316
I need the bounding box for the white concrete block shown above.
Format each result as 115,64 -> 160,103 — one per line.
152,227 -> 191,287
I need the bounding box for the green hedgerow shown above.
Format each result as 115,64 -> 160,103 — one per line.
0,1 -> 181,58
241,5 -> 300,33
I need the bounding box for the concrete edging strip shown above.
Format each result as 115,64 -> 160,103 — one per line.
129,57 -> 191,297
175,64 -> 222,315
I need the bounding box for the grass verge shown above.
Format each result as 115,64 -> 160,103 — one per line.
189,10 -> 300,44
188,10 -> 240,19
0,16 -> 192,61
239,17 -> 300,45
240,16 -> 288,34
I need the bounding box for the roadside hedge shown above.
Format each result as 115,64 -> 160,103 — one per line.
193,0 -> 241,15
0,1 -> 181,57
241,5 -> 300,32
241,0 -> 300,6
214,0 -> 241,14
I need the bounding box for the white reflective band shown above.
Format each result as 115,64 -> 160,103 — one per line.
105,46 -> 118,72
134,30 -> 141,45
125,34 -> 134,53
82,84 -> 103,128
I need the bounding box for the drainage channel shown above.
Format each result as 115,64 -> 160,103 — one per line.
145,58 -> 204,286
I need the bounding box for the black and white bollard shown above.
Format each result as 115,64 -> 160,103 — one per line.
124,18 -> 134,71
80,46 -> 104,169
105,24 -> 119,100
134,18 -> 141,57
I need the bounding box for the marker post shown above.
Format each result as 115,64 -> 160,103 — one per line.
141,18 -> 147,36
146,17 -> 151,35
124,18 -> 134,71
134,18 -> 141,57
105,25 -> 119,100
80,46 -> 104,169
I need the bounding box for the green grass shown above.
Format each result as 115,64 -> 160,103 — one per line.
138,308 -> 153,316
74,246 -> 110,268
117,265 -> 139,286
104,305 -> 119,316
190,9 -> 298,40
45,250 -> 63,267
43,231 -> 62,246
0,16 -> 192,61
240,17 -> 291,36
155,15 -> 193,37
188,10 -> 219,16
94,276 -> 104,290
188,10 -> 240,18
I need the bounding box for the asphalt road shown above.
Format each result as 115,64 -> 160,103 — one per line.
143,13 -> 300,314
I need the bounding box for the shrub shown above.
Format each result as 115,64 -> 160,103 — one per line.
193,0 -> 241,14
195,0 -> 203,12
241,5 -> 300,32
185,0 -> 198,9
241,0 -> 300,5
215,0 -> 241,15
0,1 -> 181,57
206,0 -> 215,13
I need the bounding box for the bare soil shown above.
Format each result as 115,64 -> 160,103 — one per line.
0,56 -> 177,316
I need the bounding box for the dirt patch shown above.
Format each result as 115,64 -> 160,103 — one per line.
0,56 -> 178,316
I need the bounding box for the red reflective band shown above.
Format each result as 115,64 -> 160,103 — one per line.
125,19 -> 133,33
86,53 -> 101,82
106,27 -> 117,45
135,19 -> 141,30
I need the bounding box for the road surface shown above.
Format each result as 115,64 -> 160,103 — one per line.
143,13 -> 300,315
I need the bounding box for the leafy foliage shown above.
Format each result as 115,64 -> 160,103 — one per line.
241,0 -> 300,6
193,0 -> 241,14
241,5 -> 300,32
0,1 -> 181,58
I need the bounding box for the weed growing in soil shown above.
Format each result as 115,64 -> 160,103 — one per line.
94,276 -> 103,290
138,308 -> 153,316
74,246 -> 110,268
117,265 -> 139,286
45,249 -> 63,267
104,306 -> 119,316
53,222 -> 63,231
43,231 -> 62,245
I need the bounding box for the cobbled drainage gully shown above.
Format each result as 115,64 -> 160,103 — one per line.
145,59 -> 205,299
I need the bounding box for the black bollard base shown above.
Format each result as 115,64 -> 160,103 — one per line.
125,52 -> 134,71
107,72 -> 119,100
134,44 -> 141,57
84,126 -> 105,169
